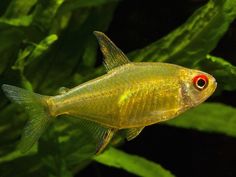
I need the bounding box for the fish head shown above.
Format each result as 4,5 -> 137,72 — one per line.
180,69 -> 217,107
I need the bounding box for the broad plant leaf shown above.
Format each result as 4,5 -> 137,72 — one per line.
196,55 -> 236,91
31,0 -> 65,32
0,0 -> 37,26
0,16 -> 33,26
94,147 -> 175,177
0,0 -> 36,26
3,0 -> 37,18
129,0 -> 236,66
166,103 -> 236,137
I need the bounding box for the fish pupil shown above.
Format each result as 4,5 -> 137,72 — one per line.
197,78 -> 206,88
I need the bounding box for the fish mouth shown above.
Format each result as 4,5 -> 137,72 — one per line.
181,78 -> 217,109
211,79 -> 217,94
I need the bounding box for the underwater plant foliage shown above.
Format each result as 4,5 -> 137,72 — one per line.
0,0 -> 235,177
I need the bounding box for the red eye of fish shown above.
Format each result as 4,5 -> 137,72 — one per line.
193,74 -> 208,91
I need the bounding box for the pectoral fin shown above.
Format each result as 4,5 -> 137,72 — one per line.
126,127 -> 145,141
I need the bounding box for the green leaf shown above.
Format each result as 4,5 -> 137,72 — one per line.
26,34 -> 58,65
196,55 -> 236,91
12,34 -> 58,90
0,145 -> 37,163
3,0 -> 37,18
60,0 -> 119,13
30,4 -> 117,93
166,103 -> 236,137
13,34 -> 58,71
94,147 -> 175,177
0,16 -> 32,26
0,24 -> 24,75
129,0 -> 236,66
32,0 -> 65,32
0,0 -> 36,26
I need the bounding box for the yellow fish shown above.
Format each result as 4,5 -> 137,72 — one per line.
2,31 -> 217,153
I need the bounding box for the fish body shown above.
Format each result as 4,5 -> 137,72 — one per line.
49,62 -> 208,128
2,31 -> 217,153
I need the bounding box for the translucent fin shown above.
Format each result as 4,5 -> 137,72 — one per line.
126,127 -> 145,141
93,31 -> 130,71
68,117 -> 116,154
2,84 -> 52,153
96,128 -> 116,154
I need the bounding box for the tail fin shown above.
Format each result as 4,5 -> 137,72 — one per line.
2,84 -> 52,153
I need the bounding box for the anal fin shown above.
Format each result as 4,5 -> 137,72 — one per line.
96,128 -> 116,154
126,127 -> 145,141
66,116 -> 116,154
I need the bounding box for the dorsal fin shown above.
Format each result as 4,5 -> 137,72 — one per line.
93,31 -> 130,72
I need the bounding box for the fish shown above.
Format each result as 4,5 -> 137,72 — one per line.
2,31 -> 217,154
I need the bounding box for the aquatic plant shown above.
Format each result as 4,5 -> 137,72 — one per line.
0,0 -> 235,176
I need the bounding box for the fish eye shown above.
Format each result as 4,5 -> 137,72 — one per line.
193,74 -> 208,91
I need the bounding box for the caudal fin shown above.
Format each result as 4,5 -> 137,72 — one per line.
2,84 -> 52,153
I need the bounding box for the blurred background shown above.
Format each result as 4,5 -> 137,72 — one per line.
0,0 -> 236,177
